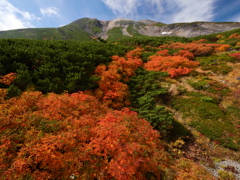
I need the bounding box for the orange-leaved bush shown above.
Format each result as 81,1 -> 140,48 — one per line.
228,33 -> 240,40
0,73 -> 17,86
144,55 -> 199,78
156,49 -> 170,56
215,44 -> 230,52
94,48 -> 143,109
0,91 -> 169,180
159,42 -> 218,56
174,50 -> 194,60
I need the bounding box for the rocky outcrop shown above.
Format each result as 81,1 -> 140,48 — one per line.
78,18 -> 240,39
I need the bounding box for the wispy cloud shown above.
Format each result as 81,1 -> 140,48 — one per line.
101,0 -> 216,23
101,0 -> 164,19
40,7 -> 59,17
169,0 -> 216,23
0,0 -> 40,30
101,0 -> 139,17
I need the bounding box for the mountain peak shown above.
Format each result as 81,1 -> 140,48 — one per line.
0,17 -> 240,41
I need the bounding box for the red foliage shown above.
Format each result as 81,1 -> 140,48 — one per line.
144,55 -> 199,78
229,52 -> 240,60
0,91 -> 169,180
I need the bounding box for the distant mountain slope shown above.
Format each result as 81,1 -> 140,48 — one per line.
0,17 -> 240,41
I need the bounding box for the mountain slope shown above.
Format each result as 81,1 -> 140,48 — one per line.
0,17 -> 240,41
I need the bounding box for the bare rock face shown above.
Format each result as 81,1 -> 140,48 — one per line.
84,18 -> 240,39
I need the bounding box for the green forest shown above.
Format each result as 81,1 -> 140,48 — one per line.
0,28 -> 240,179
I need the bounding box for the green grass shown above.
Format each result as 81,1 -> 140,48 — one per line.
172,96 -> 239,150
107,27 -> 129,42
0,25 -> 92,41
126,25 -> 145,37
152,22 -> 166,26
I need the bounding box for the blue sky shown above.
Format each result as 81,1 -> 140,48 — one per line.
0,0 -> 240,31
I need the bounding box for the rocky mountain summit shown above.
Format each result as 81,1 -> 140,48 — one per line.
0,17 -> 240,41
69,18 -> 240,39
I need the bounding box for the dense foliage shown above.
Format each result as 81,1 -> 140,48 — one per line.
0,39 -> 131,95
1,30 -> 240,179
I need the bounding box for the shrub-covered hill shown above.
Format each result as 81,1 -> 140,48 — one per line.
0,30 -> 240,179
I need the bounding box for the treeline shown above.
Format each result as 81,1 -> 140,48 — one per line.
0,39 -> 131,96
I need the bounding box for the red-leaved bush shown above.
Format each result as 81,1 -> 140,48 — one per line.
229,52 -> 240,60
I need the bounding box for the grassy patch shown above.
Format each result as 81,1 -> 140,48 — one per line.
172,97 -> 239,150
107,27 -> 129,41
197,54 -> 234,75
202,62 -> 233,75
188,77 -> 231,97
127,25 -> 145,37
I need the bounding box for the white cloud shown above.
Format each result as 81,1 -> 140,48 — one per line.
101,0 -> 164,18
101,0 -> 216,23
0,0 -> 40,31
101,0 -> 139,17
169,0 -> 216,23
40,7 -> 59,17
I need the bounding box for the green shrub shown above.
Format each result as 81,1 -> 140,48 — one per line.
172,97 -> 239,150
188,79 -> 209,90
6,84 -> 22,98
128,68 -> 173,135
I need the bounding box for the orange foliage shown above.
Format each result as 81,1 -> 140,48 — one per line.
215,44 -> 230,52
159,42 -> 218,56
0,73 -> 17,85
144,55 -> 199,78
0,89 -> 7,103
183,43 -> 214,56
0,91 -> 169,180
156,49 -> 170,56
94,48 -> 143,109
174,50 -> 194,60
228,33 -> 240,40
193,39 -> 208,43
236,42 -> 240,46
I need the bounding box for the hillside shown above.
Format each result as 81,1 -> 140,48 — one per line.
0,17 -> 240,41
0,29 -> 240,179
